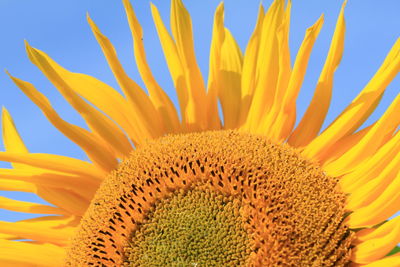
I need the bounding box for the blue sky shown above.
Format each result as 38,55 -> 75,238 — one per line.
0,0 -> 399,222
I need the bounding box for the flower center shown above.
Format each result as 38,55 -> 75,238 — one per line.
66,130 -> 353,266
125,187 -> 250,266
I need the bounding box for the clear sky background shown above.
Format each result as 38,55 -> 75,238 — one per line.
0,0 -> 399,222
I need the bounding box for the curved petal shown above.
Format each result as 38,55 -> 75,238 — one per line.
0,240 -> 65,267
346,172 -> 400,228
87,15 -> 164,139
351,218 -> 400,264
0,221 -> 74,246
289,1 -> 346,147
122,0 -> 181,133
324,93 -> 400,176
0,196 -> 67,215
243,0 -> 284,132
268,15 -> 324,141
239,4 -> 266,125
7,75 -> 118,173
304,38 -> 400,160
170,0 -> 208,128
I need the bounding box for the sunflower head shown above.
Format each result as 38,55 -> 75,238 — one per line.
66,131 -> 353,266
0,0 -> 399,266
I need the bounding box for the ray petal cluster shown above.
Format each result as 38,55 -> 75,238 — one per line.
0,0 -> 399,266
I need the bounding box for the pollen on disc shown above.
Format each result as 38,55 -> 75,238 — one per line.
124,187 -> 251,266
66,130 -> 353,266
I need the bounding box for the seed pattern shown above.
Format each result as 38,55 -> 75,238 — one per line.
124,187 -> 251,266
66,130 -> 353,266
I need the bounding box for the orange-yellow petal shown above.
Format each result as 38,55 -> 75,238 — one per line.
122,0 -> 181,133
267,14 -> 324,141
10,51 -> 139,146
324,93 -> 400,176
87,15 -> 164,139
355,216 -> 400,244
206,2 -> 225,130
340,130 -> 400,193
319,124 -> 372,164
25,43 -> 133,159
0,220 -> 74,246
346,149 -> 400,211
0,179 -> 36,193
239,3 -> 265,124
150,3 -> 189,126
0,196 -> 67,215
253,1 -> 292,137
289,1 -> 346,147
0,240 -> 65,267
346,172 -> 400,228
351,217 -> 400,264
0,168 -> 98,200
7,74 -> 118,173
304,38 -> 400,160
218,28 -> 243,128
170,0 -> 208,130
36,187 -> 88,216
353,253 -> 400,267
243,0 -> 284,132
0,152 -> 105,180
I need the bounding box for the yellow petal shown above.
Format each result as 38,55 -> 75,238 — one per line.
324,93 -> 400,176
253,1 -> 292,137
0,168 -> 98,199
21,49 -> 139,146
218,28 -> 243,128
0,179 -> 35,193
340,130 -> 400,193
346,147 -> 400,211
87,15 -> 164,139
1,108 -> 28,155
346,172 -> 400,228
289,1 -> 346,147
0,152 -> 105,180
1,107 -> 31,172
0,234 -> 18,240
355,216 -> 400,244
319,124 -> 372,164
351,218 -> 400,264
7,74 -> 118,173
377,35 -> 400,74
0,215 -> 79,241
2,109 -> 99,211
243,0 -> 284,132
0,240 -> 65,267
21,214 -> 78,224
267,14 -> 324,140
239,3 -> 265,124
19,215 -> 80,232
205,3 -> 244,129
150,3 -> 189,126
170,0 -> 208,130
36,187 -> 88,216
206,2 -> 225,130
353,253 -> 400,267
0,221 -> 74,246
25,43 -> 133,159
0,196 -> 67,215
122,0 -> 181,133
304,38 -> 400,159
2,110 -> 101,191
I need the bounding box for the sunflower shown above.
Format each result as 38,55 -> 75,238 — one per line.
0,0 -> 399,266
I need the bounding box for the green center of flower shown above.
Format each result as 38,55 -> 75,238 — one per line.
124,187 -> 250,266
